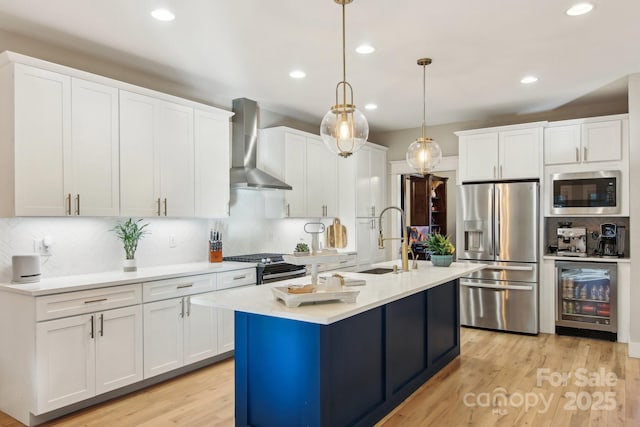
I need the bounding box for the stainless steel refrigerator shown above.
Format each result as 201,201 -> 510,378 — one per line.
457,181 -> 539,334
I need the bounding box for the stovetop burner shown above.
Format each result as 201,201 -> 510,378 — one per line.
223,253 -> 284,264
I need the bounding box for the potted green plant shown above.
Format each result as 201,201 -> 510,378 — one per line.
424,232 -> 455,267
111,218 -> 149,271
293,242 -> 310,256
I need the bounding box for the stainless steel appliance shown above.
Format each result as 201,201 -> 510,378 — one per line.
597,223 -> 618,258
550,170 -> 620,215
555,260 -> 617,341
223,253 -> 307,284
458,181 -> 539,334
556,227 -> 587,257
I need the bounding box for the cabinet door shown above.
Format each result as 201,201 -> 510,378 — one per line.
217,308 -> 235,354
183,294 -> 218,365
459,133 -> 498,182
143,298 -> 183,378
95,306 -> 143,395
499,128 -> 541,179
582,120 -> 622,163
119,90 -> 159,217
284,132 -> 306,217
158,100 -> 195,217
35,314 -> 94,413
194,109 -> 230,218
544,125 -> 581,165
356,218 -> 374,267
306,138 -> 338,217
14,64 -> 71,216
369,147 -> 387,217
70,78 -> 120,216
355,149 -> 372,217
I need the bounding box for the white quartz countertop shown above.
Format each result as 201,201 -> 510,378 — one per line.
543,255 -> 631,263
0,261 -> 255,296
212,260 -> 485,325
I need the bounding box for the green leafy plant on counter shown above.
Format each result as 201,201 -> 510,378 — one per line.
111,218 -> 150,260
294,242 -> 309,253
424,232 -> 455,255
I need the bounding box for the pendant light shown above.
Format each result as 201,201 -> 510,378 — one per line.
320,0 -> 369,158
406,58 -> 442,174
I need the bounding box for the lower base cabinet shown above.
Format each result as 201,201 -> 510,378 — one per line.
35,305 -> 143,414
235,280 -> 460,427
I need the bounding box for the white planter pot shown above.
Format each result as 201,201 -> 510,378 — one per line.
123,258 -> 137,272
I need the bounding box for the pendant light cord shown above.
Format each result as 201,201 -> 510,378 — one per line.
341,2 -> 347,106
422,63 -> 426,140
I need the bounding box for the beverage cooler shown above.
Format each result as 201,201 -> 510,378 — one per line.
555,261 -> 617,340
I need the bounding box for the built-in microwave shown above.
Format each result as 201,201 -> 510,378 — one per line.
551,170 -> 621,215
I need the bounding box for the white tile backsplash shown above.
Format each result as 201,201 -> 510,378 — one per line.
0,190 -> 332,282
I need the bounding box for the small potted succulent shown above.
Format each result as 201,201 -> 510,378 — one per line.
424,232 -> 455,267
293,242 -> 310,256
111,218 -> 149,271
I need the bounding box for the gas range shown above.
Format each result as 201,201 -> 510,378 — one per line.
223,253 -> 307,284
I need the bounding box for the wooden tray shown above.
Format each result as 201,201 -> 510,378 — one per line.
271,286 -> 360,308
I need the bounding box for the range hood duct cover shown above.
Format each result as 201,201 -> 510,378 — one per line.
230,98 -> 292,190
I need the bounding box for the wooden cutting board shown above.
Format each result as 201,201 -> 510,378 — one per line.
326,218 -> 347,248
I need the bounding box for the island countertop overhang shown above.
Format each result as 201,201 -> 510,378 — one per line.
212,260 -> 485,325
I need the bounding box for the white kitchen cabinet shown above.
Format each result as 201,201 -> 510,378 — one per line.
544,119 -> 623,165
217,308 -> 235,354
1,64 -> 119,217
194,108 -> 232,218
355,144 -> 387,218
119,90 -> 194,217
457,124 -> 543,182
355,217 -> 385,268
35,305 -> 142,413
259,127 -> 338,218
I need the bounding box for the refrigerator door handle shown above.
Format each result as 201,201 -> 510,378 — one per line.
460,281 -> 533,291
483,265 -> 534,272
495,186 -> 501,257
489,186 -> 494,256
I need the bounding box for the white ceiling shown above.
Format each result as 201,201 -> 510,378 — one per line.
1,0 -> 639,132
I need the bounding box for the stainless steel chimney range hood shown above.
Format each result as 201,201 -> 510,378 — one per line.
229,98 -> 292,190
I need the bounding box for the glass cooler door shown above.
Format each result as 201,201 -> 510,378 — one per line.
556,261 -> 617,333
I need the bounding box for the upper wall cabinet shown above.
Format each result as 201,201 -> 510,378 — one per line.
258,127 -> 338,218
120,91 -> 194,217
456,123 -> 545,183
0,51 -> 233,218
0,63 -> 119,216
355,144 -> 387,218
544,117 -> 624,165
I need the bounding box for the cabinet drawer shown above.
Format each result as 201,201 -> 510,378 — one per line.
217,268 -> 257,290
36,284 -> 142,321
143,273 -> 217,302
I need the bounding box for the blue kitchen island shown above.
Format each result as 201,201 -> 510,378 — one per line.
212,261 -> 485,427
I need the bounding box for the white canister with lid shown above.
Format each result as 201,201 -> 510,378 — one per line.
12,254 -> 41,283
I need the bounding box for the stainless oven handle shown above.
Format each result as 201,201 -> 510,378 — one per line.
460,281 -> 533,291
262,269 -> 307,280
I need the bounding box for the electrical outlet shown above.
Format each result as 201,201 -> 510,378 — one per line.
169,235 -> 177,248
32,238 -> 51,256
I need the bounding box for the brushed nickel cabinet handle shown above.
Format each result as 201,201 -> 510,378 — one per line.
84,298 -> 108,304
186,296 -> 191,317
233,274 -> 247,280
583,146 -> 588,161
75,194 -> 80,215
90,315 -> 95,339
177,283 -> 193,289
180,298 -> 184,318
499,165 -> 503,179
67,193 -> 72,215
163,198 -> 167,216
575,147 -> 579,162
286,203 -> 290,217
99,313 -> 104,337
157,198 -> 161,216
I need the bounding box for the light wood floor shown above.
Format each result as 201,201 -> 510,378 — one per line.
2,328 -> 639,427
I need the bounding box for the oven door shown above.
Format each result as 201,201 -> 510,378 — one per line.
261,266 -> 307,284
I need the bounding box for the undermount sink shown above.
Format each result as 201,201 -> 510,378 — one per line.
359,267 -> 395,275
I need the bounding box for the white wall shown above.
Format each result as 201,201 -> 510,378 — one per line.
628,74 -> 640,358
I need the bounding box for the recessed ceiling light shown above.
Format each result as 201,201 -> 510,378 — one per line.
356,44 -> 375,55
289,70 -> 306,79
566,3 -> 594,16
520,75 -> 538,84
364,103 -> 378,110
151,8 -> 175,21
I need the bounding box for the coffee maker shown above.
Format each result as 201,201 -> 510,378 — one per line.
556,227 -> 587,257
598,223 -> 624,258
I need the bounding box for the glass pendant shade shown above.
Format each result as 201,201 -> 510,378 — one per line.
320,105 -> 368,158
406,137 -> 442,175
